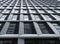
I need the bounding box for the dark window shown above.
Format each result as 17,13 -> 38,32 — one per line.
25,38 -> 60,44
6,22 -> 19,34
24,22 -> 36,34
38,22 -> 54,34
0,38 -> 17,44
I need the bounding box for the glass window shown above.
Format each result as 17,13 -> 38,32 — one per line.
0,7 -> 5,10
52,15 -> 60,20
21,9 -> 28,13
21,7 -> 27,9
38,10 -> 45,13
2,10 -> 11,14
29,9 -> 37,13
35,7 -> 41,9
24,22 -> 36,34
7,7 -> 13,9
14,7 -> 20,9
33,14 -> 43,20
54,10 -> 60,13
12,15 -> 18,20
25,38 -> 60,44
56,7 -> 60,9
42,7 -> 48,9
46,10 -> 54,13
45,15 -> 53,20
42,14 -> 55,20
52,22 -> 60,33
23,15 -> 29,20
28,7 -> 34,9
23,14 -> 31,20
0,39 -> 17,44
0,15 -> 7,20
12,10 -> 19,14
34,15 -> 40,20
6,10 -> 10,13
38,22 -> 54,34
45,15 -> 52,20
49,7 -> 54,9
6,22 -> 19,34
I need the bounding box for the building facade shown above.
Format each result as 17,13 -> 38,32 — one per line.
0,0 -> 60,44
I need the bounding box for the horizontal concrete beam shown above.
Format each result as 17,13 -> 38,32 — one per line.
0,34 -> 60,38
0,20 -> 60,22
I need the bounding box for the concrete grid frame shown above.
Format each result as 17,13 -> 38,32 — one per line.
0,0 -> 60,44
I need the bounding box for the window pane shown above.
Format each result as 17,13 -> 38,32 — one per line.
21,9 -> 28,13
24,22 -> 36,34
28,7 -> 34,9
42,7 -> 48,9
38,10 -> 45,13
42,14 -> 55,20
51,22 -> 60,33
56,7 -> 60,9
49,7 -> 54,9
0,15 -> 7,20
33,14 -> 43,20
38,22 -> 54,34
52,14 -> 60,20
12,15 -> 18,20
2,10 -> 11,14
46,10 -> 54,13
11,10 -> 19,14
6,22 -> 19,34
34,15 -> 40,20
23,15 -> 29,20
29,9 -> 37,13
0,39 -> 17,44
54,10 -> 60,13
25,38 -> 60,44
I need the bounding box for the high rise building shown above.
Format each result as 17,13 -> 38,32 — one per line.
0,0 -> 60,44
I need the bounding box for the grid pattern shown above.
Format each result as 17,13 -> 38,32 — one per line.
0,0 -> 60,44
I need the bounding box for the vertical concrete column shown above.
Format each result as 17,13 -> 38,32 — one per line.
33,22 -> 42,35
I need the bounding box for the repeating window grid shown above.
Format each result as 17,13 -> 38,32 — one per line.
0,2 -> 60,32
0,0 -> 60,44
